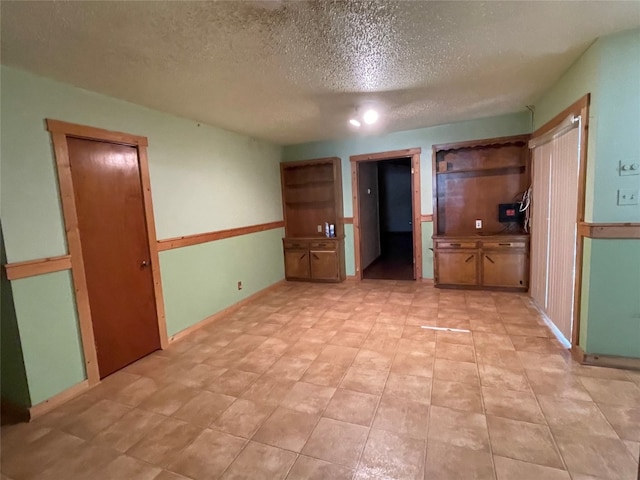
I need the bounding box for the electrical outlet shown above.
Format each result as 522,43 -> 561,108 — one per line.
317,224 -> 322,233
617,189 -> 638,206
475,219 -> 482,229
619,160 -> 640,176
237,281 -> 243,290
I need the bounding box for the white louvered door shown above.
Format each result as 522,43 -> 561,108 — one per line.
530,121 -> 581,344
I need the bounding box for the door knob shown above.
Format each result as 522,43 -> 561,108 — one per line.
141,260 -> 149,267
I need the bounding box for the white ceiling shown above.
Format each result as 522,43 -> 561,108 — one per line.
2,1 -> 639,145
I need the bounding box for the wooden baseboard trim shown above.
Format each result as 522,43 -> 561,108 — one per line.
27,380 -> 90,421
169,280 -> 287,344
157,221 -> 285,251
419,278 -> 434,285
581,352 -> 640,371
4,255 -> 72,281
578,222 -> 640,239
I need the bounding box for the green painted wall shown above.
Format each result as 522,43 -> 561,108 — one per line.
161,228 -> 285,336
534,28 -> 640,358
584,239 -> 640,357
1,66 -> 284,404
592,28 -> 640,223
10,272 -> 86,405
1,224 -> 31,407
283,112 -> 531,277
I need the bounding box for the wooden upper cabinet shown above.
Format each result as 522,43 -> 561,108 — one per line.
432,135 -> 531,291
433,135 -> 530,237
281,158 -> 344,239
280,157 -> 346,282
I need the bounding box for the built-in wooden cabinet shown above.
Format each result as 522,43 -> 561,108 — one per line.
281,158 -> 345,282
433,236 -> 529,289
432,135 -> 530,291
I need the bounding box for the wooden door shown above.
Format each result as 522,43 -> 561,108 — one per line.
310,250 -> 339,280
68,138 -> 160,378
284,249 -> 310,279
482,252 -> 528,288
436,251 -> 478,286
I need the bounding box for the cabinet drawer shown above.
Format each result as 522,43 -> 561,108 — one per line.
482,241 -> 527,249
309,241 -> 335,250
284,240 -> 309,249
435,241 -> 477,249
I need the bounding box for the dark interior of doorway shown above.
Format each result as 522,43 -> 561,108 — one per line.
363,158 -> 414,280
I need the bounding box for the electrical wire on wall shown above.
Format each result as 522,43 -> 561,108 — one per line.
520,186 -> 532,233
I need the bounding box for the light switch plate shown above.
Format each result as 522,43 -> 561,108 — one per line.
619,160 -> 640,176
617,189 -> 638,205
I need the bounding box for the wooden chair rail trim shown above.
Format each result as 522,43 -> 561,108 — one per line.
4,255 -> 72,281
46,119 -> 148,147
343,217 -> 354,224
350,148 -> 421,163
157,221 -> 285,251
578,222 -> 640,239
420,214 -> 433,222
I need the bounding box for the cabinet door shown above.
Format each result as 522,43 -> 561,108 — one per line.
436,251 -> 478,286
284,249 -> 310,279
482,252 -> 528,288
310,250 -> 339,281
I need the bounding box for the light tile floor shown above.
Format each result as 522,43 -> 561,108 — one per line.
2,281 -> 639,480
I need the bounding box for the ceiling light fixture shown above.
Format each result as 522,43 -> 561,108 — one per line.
363,109 -> 379,125
349,118 -> 361,127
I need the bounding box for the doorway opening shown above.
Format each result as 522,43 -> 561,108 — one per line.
350,148 -> 422,281
362,158 -> 414,280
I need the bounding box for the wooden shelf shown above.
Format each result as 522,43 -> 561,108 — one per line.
285,200 -> 333,206
436,165 -> 525,176
281,157 -> 346,283
284,180 -> 334,188
432,134 -> 531,291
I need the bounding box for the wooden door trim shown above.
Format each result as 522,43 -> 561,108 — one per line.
137,146 -> 169,349
530,94 -> 590,351
47,119 -> 168,386
47,119 -> 148,147
350,149 -> 422,280
350,148 -> 421,163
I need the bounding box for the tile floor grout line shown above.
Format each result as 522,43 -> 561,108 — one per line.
474,294 -> 499,480
349,317 -> 399,478
422,312 -> 439,480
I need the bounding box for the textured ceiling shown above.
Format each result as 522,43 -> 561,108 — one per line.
2,1 -> 639,145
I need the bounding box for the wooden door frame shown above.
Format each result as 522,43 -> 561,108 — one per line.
46,119 -> 168,386
529,94 -> 590,351
350,148 -> 422,280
